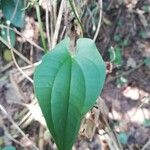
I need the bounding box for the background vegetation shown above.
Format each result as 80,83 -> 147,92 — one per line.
0,0 -> 150,149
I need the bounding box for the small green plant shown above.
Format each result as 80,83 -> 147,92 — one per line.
109,46 -> 122,66
34,38 -> 106,150
109,33 -> 129,67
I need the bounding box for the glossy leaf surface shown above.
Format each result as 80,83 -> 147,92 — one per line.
34,38 -> 106,150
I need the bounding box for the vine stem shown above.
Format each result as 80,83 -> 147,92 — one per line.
35,3 -> 47,53
68,0 -> 84,37
0,24 -> 44,51
0,36 -> 33,83
93,0 -> 103,41
52,0 -> 65,48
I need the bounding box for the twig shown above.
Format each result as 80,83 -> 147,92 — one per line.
69,0 -> 84,36
60,26 -> 66,40
7,19 -> 33,83
0,37 -> 33,83
30,45 -> 33,62
142,139 -> 150,150
53,0 -> 57,26
0,36 -> 32,65
93,0 -> 103,41
0,32 -> 33,83
87,7 -> 97,32
50,1 -> 54,44
52,0 -> 65,48
46,1 -> 51,49
130,95 -> 150,118
9,72 -> 27,102
3,125 -> 26,148
0,104 -> 39,150
0,24 -> 44,51
0,62 -> 13,73
18,111 -> 32,127
21,61 -> 40,70
38,126 -> 44,150
1,4 -> 34,147
98,97 -> 123,150
35,3 -> 47,52
106,62 -> 144,84
64,0 -> 68,37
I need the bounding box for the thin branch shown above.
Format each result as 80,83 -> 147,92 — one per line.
142,139 -> 150,150
52,0 -> 57,27
46,1 -> 51,49
0,104 -> 39,150
49,1 -> 54,44
21,61 -> 40,70
38,126 -> 44,150
93,0 -> 103,41
60,26 -> 66,40
130,95 -> 150,119
0,25 -> 44,51
3,125 -> 26,148
0,34 -> 33,83
106,61 -> 144,84
0,36 -> 32,65
35,3 -> 47,52
64,0 -> 68,35
0,24 -> 43,51
9,46 -> 33,83
0,62 -> 13,73
69,0 -> 84,36
52,0 -> 65,48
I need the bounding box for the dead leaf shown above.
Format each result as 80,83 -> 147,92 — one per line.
127,57 -> 136,68
123,86 -> 139,100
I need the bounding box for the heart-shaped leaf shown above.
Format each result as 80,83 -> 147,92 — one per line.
1,0 -> 25,27
34,38 -> 106,150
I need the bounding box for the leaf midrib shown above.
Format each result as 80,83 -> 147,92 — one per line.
50,55 -> 72,148
63,59 -> 86,150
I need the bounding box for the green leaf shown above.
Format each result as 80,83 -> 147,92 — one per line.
144,58 -> 150,68
34,38 -> 106,150
2,146 -> 16,150
122,38 -> 129,47
3,49 -> 12,61
109,46 -> 122,66
142,5 -> 150,13
1,28 -> 16,47
114,34 -> 122,42
116,76 -> 128,88
143,119 -> 150,127
1,0 -> 25,27
118,132 -> 128,145
139,31 -> 150,39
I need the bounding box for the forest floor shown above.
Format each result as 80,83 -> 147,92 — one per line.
0,0 -> 150,150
